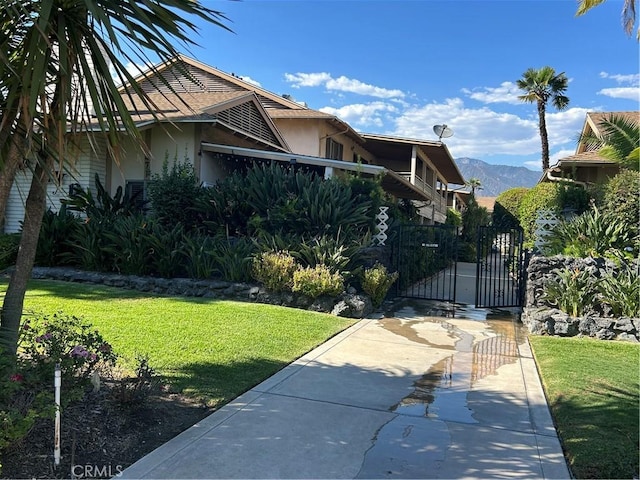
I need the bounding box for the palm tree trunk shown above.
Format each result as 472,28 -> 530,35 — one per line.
0,142 -> 24,232
0,160 -> 49,358
537,101 -> 550,171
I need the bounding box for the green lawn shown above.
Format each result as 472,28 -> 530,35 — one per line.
0,279 -> 355,407
529,335 -> 640,479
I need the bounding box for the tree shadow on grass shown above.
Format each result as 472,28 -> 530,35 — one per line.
161,357 -> 290,408
549,380 -> 639,479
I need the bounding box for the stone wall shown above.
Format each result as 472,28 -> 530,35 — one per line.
522,255 -> 639,342
28,267 -> 374,319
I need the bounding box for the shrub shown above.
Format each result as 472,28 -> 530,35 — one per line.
493,187 -> 528,229
252,251 -> 298,292
461,196 -> 490,243
362,263 -> 399,308
557,182 -> 591,215
0,234 -> 20,271
601,170 -> 640,243
292,265 -> 344,299
19,313 -> 117,390
517,183 -> 561,246
446,208 -> 462,227
541,267 -> 598,317
147,153 -> 203,231
182,234 -> 218,279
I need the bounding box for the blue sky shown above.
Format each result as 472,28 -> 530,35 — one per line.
176,0 -> 639,170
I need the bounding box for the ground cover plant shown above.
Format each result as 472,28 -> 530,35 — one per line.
529,336 -> 639,479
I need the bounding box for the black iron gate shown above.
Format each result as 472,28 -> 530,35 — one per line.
393,224 -> 458,302
475,226 -> 526,308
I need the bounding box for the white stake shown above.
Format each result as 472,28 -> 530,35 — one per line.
54,363 -> 61,468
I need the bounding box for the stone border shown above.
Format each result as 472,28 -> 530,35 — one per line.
523,255 -> 639,342
28,267 -> 374,319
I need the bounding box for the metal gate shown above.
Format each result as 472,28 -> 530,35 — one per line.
393,224 -> 458,302
475,226 -> 526,308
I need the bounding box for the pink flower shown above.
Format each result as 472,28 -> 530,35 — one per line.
89,353 -> 97,361
9,373 -> 24,382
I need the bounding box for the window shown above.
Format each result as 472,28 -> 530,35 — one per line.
325,138 -> 343,160
125,180 -> 147,210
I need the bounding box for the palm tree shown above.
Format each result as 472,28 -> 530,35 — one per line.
576,0 -> 639,40
0,0 -> 230,359
578,113 -> 640,171
516,66 -> 570,171
465,177 -> 483,197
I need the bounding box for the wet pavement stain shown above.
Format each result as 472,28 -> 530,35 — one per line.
358,299 -> 526,478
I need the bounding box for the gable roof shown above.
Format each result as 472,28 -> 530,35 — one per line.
121,90 -> 290,152
360,133 -> 465,185
577,111 -> 640,154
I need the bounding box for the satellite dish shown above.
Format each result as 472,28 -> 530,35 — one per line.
433,124 -> 454,140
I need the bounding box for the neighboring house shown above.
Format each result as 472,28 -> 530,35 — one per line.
3,55 -> 465,232
542,111 -> 638,186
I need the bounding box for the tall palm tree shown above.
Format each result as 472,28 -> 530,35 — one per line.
0,0 -> 230,359
465,177 -> 483,197
578,113 -> 640,171
576,0 -> 639,40
516,66 -> 570,171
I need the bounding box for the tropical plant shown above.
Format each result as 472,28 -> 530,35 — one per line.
577,113 -> 640,171
542,267 -> 598,317
465,177 -> 483,196
516,66 -> 570,171
35,206 -> 82,267
362,263 -> 399,308
598,261 -> 640,317
63,174 -> 143,219
0,0 -> 231,359
542,207 -> 633,258
576,0 -> 639,39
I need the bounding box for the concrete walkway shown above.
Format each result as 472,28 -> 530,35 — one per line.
121,265 -> 570,479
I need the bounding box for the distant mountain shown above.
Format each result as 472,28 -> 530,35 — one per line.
454,157 -> 541,197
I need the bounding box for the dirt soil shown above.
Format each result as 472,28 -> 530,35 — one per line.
1,383 -> 213,479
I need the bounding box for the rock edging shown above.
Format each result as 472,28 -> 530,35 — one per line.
29,267 -> 374,319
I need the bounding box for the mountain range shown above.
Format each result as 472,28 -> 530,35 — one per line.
454,157 -> 541,197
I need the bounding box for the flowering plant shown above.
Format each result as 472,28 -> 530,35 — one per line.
19,312 -> 117,386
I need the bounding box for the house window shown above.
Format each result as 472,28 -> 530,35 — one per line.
125,180 -> 146,210
325,138 -> 343,160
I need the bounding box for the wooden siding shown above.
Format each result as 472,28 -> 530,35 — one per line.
3,135 -> 108,234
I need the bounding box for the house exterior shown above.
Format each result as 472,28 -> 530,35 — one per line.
3,55 -> 465,232
542,111 -> 638,186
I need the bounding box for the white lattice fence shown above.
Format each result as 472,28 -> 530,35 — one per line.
534,209 -> 560,252
372,206 -> 389,246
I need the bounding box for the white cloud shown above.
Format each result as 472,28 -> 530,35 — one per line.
597,87 -> 639,101
285,72 -> 405,99
320,102 -> 398,128
462,81 -> 522,105
284,72 -> 331,87
599,71 -> 640,84
381,99 -> 590,162
240,76 -> 262,87
523,161 -> 543,171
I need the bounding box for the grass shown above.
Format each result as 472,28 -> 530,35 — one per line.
529,335 -> 640,479
0,279 -> 355,407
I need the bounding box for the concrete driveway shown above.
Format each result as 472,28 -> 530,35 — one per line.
120,297 -> 570,479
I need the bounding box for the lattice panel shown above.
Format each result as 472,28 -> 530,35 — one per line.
534,209 -> 560,251
373,206 -> 389,246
